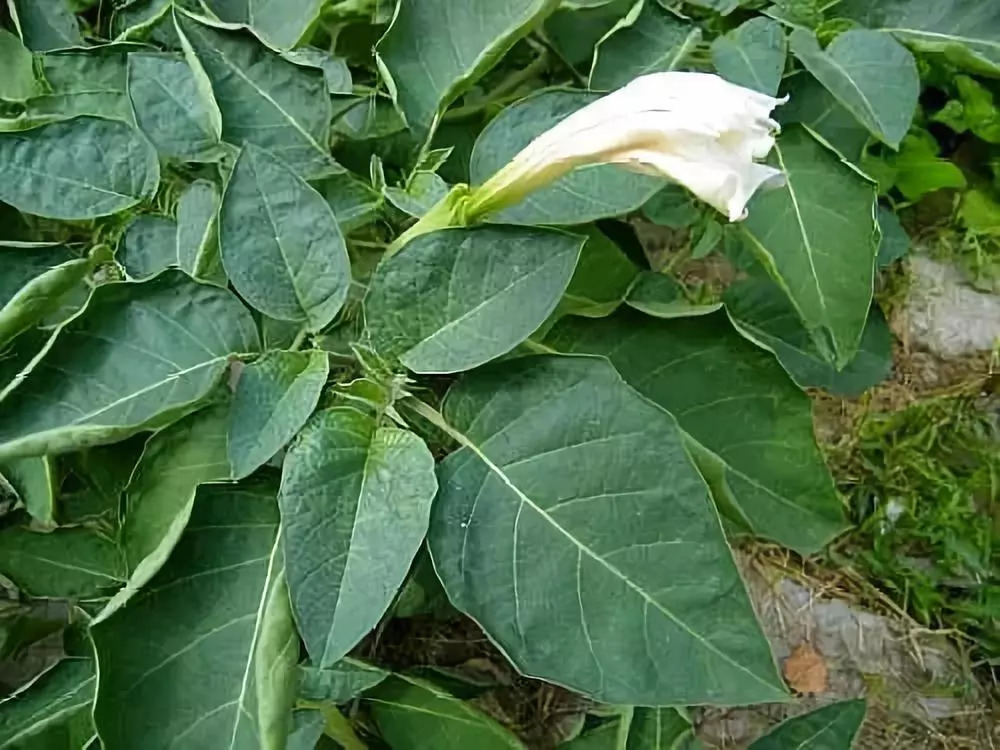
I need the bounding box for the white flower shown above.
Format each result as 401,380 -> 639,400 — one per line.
466,72 -> 788,222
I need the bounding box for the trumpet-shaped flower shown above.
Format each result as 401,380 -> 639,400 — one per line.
465,72 -> 788,222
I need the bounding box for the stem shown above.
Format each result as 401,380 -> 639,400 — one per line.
443,52 -> 548,122
289,326 -> 309,352
319,705 -> 367,750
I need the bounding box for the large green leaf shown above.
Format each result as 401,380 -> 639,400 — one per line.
426,355 -> 784,705
0,243 -> 93,348
589,0 -> 701,91
27,48 -> 131,122
229,350 -> 329,479
92,480 -> 297,750
280,407 -> 437,667
0,29 -> 39,102
201,0 -> 323,50
0,117 -> 159,220
839,0 -> 1000,78
740,126 -> 878,368
0,271 -> 259,461
127,52 -> 227,162
376,0 -> 559,136
120,401 -> 232,578
364,226 -> 582,374
789,29 -> 919,149
0,524 -> 124,598
0,455 -> 57,525
749,700 -> 866,749
174,10 -> 336,178
0,658 -> 95,749
545,0 -> 633,69
7,0 -> 83,51
544,312 -> 846,554
470,90 -> 664,225
367,675 -> 525,750
177,179 -> 224,284
221,145 -> 350,331
298,659 -> 389,704
554,226 -> 639,320
725,278 -> 892,398
780,76 -> 870,163
711,17 -> 786,96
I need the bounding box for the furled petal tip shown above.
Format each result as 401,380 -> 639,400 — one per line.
467,72 -> 789,223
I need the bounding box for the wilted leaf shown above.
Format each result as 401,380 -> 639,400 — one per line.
782,643 -> 828,695
741,127 -> 878,368
789,29 -> 919,149
427,355 -> 784,704
92,480 -> 297,750
749,700 -> 866,749
229,350 -> 329,479
0,117 -> 159,220
711,17 -> 786,96
545,312 -> 847,554
280,408 -> 437,667
367,675 -> 525,750
220,145 -> 351,331
0,659 -> 95,749
376,0 -> 559,135
0,271 -> 259,460
174,9 -> 336,178
470,90 -> 664,225
590,1 -> 700,91
365,226 -> 582,374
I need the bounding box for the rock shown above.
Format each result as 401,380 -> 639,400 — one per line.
901,256 -> 1000,359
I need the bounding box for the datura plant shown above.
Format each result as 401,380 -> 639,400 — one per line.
3,0 -> 983,746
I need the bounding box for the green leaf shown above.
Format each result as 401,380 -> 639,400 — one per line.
92,480 -> 297,750
201,0 -> 324,50
298,659 -> 389,704
120,401 -> 232,578
888,131 -> 968,201
545,0 -> 634,69
284,49 -> 353,94
0,117 -> 159,220
364,226 -> 583,374
555,226 -> 639,319
127,52 -> 227,163
229,350 -> 329,479
642,185 -> 700,228
0,271 -> 259,461
0,29 -> 40,102
177,179 -> 226,285
711,17 -> 787,96
470,90 -> 664,225
280,407 -> 437,667
367,674 -> 526,750
749,699 -> 866,749
221,145 -> 351,331
628,707 -> 700,749
0,523 -> 124,598
839,0 -> 1000,77
960,189 -> 1000,234
562,721 -> 623,750
725,278 -> 892,398
0,329 -> 50,396
789,29 -> 919,149
544,312 -> 847,554
426,355 -> 784,704
0,455 -> 57,525
315,172 -> 384,233
0,243 -> 93,348
27,48 -> 131,122
780,75 -> 870,163
0,658 -> 95,749
741,126 -> 878,368
384,171 -> 451,218
7,0 -> 83,51
625,272 -> 722,319
174,9 -> 336,178
376,0 -> 559,136
119,215 -> 177,280
287,710 -> 324,750
590,0 -> 701,91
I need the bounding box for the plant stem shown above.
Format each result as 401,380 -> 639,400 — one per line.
289,326 -> 309,352
443,52 -> 548,122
